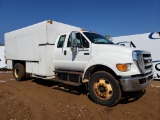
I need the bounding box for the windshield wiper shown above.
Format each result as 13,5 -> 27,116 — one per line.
94,42 -> 114,44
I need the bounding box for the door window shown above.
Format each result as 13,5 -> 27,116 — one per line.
57,35 -> 66,48
67,33 -> 89,48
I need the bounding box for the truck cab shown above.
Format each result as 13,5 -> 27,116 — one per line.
52,31 -> 153,105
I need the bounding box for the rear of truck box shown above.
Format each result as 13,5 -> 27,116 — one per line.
0,46 -> 6,68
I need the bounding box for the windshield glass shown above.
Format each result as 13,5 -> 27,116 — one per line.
83,32 -> 114,44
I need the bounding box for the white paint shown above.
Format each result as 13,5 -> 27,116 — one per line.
0,46 -> 6,68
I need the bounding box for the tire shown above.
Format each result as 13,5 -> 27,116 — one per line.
13,63 -> 26,81
88,71 -> 121,106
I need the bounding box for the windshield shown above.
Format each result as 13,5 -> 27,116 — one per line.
83,32 -> 114,44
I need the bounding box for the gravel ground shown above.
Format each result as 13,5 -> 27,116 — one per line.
0,73 -> 160,120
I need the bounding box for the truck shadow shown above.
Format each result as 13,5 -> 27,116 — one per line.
31,78 -> 88,95
119,90 -> 145,104
31,78 -> 145,105
31,78 -> 59,87
52,84 -> 87,95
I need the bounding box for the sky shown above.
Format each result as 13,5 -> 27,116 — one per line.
0,0 -> 160,44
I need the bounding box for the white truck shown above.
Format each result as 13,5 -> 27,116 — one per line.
0,46 -> 6,68
5,20 -> 153,106
113,32 -> 160,79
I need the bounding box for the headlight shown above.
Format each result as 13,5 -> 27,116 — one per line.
116,63 -> 131,72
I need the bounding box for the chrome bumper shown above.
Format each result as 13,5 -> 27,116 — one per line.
120,72 -> 153,92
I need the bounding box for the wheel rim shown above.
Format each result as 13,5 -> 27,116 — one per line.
93,78 -> 113,100
14,67 -> 19,78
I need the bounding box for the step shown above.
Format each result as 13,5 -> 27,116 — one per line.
52,78 -> 81,86
55,70 -> 83,75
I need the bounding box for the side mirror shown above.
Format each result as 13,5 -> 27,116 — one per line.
71,32 -> 77,52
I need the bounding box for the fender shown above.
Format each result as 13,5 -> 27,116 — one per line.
82,53 -> 140,81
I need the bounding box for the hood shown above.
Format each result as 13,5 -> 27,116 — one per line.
91,44 -> 139,62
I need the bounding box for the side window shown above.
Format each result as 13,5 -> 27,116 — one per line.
67,35 -> 72,47
67,33 -> 89,48
57,35 -> 66,48
67,33 -> 82,47
76,33 -> 82,46
81,34 -> 89,48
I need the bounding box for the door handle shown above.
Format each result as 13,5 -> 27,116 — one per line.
84,53 -> 89,55
64,50 -> 67,55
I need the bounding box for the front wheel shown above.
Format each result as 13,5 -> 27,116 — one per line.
88,71 -> 121,106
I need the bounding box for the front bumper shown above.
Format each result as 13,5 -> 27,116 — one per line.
120,72 -> 153,92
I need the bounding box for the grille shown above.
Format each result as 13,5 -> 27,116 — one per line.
142,52 -> 152,74
132,50 -> 152,74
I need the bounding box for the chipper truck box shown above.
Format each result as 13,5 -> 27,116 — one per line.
5,20 -> 153,106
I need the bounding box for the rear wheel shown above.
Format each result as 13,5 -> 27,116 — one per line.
88,71 -> 121,106
13,63 -> 26,81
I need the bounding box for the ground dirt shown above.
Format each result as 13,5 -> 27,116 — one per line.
0,72 -> 160,120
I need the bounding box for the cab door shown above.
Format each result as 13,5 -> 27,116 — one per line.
53,32 -> 91,71
53,34 -> 67,70
63,32 -> 91,71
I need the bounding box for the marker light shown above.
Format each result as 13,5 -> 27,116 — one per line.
81,28 -> 85,31
47,20 -> 53,24
116,64 -> 131,72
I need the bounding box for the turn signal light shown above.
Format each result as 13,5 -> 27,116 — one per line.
116,64 -> 131,72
